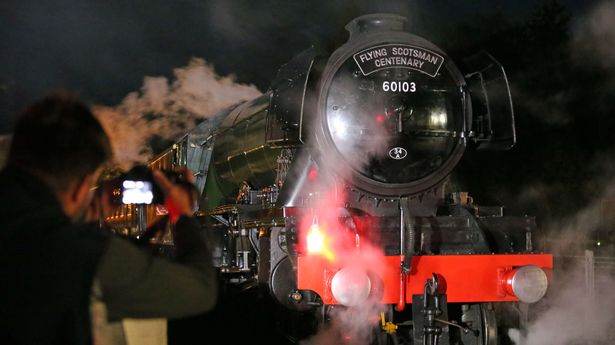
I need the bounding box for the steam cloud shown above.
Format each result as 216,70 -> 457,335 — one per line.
93,58 -> 261,167
507,4 -> 615,343
518,263 -> 615,345
297,187 -> 387,345
572,1 -> 615,71
300,302 -> 385,345
295,69 -> 394,345
510,150 -> 615,344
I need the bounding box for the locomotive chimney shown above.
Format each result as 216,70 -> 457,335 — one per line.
345,13 -> 407,39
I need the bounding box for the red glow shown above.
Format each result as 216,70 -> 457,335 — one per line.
298,190 -> 384,266
502,268 -> 518,297
308,166 -> 318,181
376,114 -> 384,124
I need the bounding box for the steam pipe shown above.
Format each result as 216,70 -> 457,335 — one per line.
396,198 -> 410,311
401,201 -> 415,273
397,198 -> 416,311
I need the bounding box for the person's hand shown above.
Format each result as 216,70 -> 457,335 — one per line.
152,168 -> 197,223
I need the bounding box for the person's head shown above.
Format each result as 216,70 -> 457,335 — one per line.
7,92 -> 112,221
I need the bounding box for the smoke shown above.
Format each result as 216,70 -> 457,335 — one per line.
300,305 -> 384,345
503,169 -> 615,345
508,123 -> 615,342
498,4 -> 615,343
569,0 -> 615,106
502,147 -> 615,345
541,0 -> 615,250
294,61 -> 394,345
93,58 -> 261,167
295,185 -> 387,345
518,263 -> 615,345
290,73 -> 389,345
298,241 -> 387,344
508,83 -> 572,125
571,1 -> 615,72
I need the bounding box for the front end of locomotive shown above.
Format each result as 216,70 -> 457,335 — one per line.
312,13 -> 466,197
285,14 -> 553,345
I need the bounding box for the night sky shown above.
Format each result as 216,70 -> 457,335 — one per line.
1,0 -> 613,238
0,0 -> 591,131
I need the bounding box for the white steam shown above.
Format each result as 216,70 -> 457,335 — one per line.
508,82 -> 572,125
296,242 -> 387,345
93,58 -> 261,167
505,175 -> 615,344
572,1 -> 615,71
506,180 -> 615,345
504,3 -> 615,340
511,155 -> 615,344
295,71 -> 392,345
300,301 -> 384,345
527,189 -> 615,345
513,260 -> 615,345
512,144 -> 615,341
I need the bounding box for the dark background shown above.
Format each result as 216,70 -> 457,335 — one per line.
0,0 -> 590,123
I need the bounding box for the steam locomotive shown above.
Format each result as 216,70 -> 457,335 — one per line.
104,14 -> 553,345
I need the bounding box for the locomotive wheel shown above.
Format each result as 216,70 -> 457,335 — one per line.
448,303 -> 497,345
480,303 -> 498,345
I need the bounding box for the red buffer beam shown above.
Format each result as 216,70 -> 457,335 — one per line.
297,254 -> 553,304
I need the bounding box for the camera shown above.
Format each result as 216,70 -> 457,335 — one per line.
111,165 -> 184,205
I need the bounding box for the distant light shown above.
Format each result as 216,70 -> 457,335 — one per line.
597,241 -> 602,246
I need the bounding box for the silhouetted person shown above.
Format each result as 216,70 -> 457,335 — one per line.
0,93 -> 217,345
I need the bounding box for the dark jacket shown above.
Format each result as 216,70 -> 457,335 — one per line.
0,167 -> 217,345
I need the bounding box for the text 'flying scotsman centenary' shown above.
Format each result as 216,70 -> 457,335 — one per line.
353,44 -> 444,77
